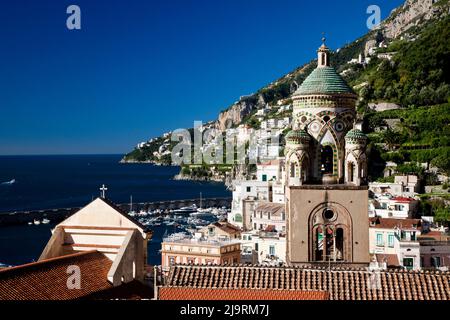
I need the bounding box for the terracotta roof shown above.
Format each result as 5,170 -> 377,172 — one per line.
212,222 -> 241,234
369,217 -> 421,230
392,197 -> 416,203
419,231 -> 450,241
375,254 -> 400,267
258,159 -> 281,166
159,287 -> 328,300
255,202 -> 284,216
166,265 -> 450,300
0,251 -> 113,300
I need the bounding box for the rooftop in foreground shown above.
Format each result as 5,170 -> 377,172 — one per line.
165,264 -> 450,300
159,287 -> 329,300
0,251 -> 112,300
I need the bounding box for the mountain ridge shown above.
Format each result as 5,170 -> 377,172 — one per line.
123,0 -> 449,167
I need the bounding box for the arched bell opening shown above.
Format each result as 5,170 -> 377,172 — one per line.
320,145 -> 333,175
347,162 -> 355,183
309,204 -> 353,263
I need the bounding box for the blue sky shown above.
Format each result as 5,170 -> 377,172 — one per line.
0,0 -> 404,155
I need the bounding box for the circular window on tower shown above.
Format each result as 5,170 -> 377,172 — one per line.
309,121 -> 320,133
323,209 -> 335,221
334,121 -> 345,132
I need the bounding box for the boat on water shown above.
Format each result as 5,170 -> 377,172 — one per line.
171,204 -> 198,214
42,218 -> 50,224
1,179 -> 15,185
33,219 -> 41,225
137,210 -> 148,217
191,210 -> 214,217
163,231 -> 189,241
187,217 -> 209,226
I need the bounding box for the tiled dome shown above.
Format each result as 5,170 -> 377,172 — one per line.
345,129 -> 367,142
285,129 -> 311,144
295,66 -> 355,96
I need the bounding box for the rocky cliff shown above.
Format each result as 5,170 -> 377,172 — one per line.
381,0 -> 448,39
216,94 -> 263,131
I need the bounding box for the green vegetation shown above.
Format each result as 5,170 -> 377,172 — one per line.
365,103 -> 450,179
355,17 -> 450,107
375,176 -> 395,183
419,196 -> 450,223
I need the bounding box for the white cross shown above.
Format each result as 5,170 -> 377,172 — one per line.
99,184 -> 108,198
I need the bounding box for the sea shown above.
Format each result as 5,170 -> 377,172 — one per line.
0,154 -> 230,266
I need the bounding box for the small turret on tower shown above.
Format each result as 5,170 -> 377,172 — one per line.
317,36 -> 330,67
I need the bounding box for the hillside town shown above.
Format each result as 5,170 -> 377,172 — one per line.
0,0 -> 449,303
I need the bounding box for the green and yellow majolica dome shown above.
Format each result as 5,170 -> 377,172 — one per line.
285,129 -> 311,144
294,66 -> 355,96
345,129 -> 367,142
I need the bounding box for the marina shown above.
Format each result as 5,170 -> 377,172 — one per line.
0,197 -> 231,227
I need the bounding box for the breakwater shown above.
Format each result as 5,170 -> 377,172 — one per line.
0,197 -> 232,226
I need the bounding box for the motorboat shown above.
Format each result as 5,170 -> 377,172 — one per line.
1,179 -> 15,185
172,204 -> 197,214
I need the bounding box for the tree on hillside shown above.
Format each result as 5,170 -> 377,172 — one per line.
431,153 -> 450,176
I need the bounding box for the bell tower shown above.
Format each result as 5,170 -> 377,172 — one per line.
285,39 -> 369,267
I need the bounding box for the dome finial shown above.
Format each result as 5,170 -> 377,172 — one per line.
321,32 -> 326,45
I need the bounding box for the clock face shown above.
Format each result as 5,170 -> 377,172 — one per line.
334,120 -> 345,132
308,121 -> 321,134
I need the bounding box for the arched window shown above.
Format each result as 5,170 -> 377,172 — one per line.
325,226 -> 334,259
315,226 -> 324,261
320,146 -> 333,174
290,162 -> 296,178
348,162 -> 355,182
336,228 -> 344,261
301,161 -> 308,182
321,53 -> 326,66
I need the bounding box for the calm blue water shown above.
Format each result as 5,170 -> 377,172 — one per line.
0,154 -> 229,212
0,155 -> 230,266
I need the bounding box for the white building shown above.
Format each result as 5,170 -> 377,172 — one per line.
256,108 -> 270,116
228,180 -> 271,229
271,182 -> 285,204
369,195 -> 419,219
277,104 -> 292,113
239,231 -> 286,266
260,117 -> 291,130
252,202 -> 286,233
256,159 -> 283,182
369,217 -> 422,270
369,175 -> 420,197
